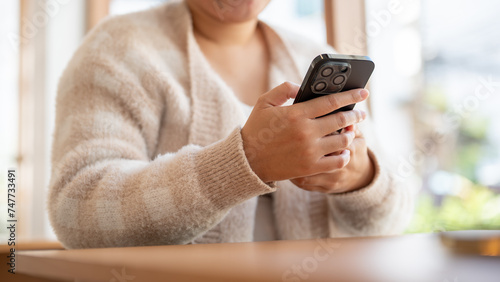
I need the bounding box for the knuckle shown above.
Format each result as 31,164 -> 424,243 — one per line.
351,89 -> 362,102
302,145 -> 316,159
297,122 -> 316,141
294,177 -> 308,186
356,110 -> 365,122
327,95 -> 340,110
339,134 -> 350,147
281,81 -> 299,94
340,155 -> 350,168
281,81 -> 293,91
331,160 -> 343,170
295,129 -> 309,142
353,110 -> 361,122
329,157 -> 347,171
337,113 -> 348,128
256,95 -> 265,104
287,108 -> 303,122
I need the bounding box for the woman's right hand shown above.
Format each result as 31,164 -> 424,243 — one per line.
241,82 -> 369,183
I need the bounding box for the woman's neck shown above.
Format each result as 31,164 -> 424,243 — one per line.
188,4 -> 259,46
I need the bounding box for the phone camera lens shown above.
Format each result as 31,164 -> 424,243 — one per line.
333,75 -> 345,85
313,81 -> 327,92
340,66 -> 348,73
321,67 -> 333,77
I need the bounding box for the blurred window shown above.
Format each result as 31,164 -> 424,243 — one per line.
110,0 -> 326,44
110,0 -> 168,15
0,0 -> 19,244
366,0 -> 500,232
259,0 -> 325,44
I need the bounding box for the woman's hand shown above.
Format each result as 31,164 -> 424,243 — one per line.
290,124 -> 375,193
241,82 -> 369,183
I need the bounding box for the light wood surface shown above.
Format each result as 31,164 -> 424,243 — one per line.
17,231 -> 500,282
1,241 -> 63,282
0,241 -> 63,253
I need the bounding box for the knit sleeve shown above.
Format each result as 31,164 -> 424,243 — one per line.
326,148 -> 415,237
324,102 -> 417,237
47,35 -> 274,250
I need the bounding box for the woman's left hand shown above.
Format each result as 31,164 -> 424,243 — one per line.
290,124 -> 375,194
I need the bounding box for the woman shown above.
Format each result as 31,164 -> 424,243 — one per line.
48,0 -> 414,249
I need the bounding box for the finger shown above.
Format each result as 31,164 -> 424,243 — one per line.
290,178 -> 330,193
344,124 -> 355,132
355,126 -> 364,138
319,131 -> 355,155
348,136 -> 367,155
257,81 -> 300,108
316,149 -> 351,172
316,109 -> 366,135
347,123 -> 364,139
337,124 -> 355,136
296,88 -> 369,118
294,173 -> 333,187
296,184 -> 330,193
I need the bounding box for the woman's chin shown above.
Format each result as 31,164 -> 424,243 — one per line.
206,0 -> 271,23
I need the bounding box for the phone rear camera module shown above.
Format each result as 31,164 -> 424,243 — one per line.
333,75 -> 346,85
313,81 -> 327,92
321,67 -> 333,77
340,66 -> 349,73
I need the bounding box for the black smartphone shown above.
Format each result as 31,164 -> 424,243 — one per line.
293,54 -> 375,118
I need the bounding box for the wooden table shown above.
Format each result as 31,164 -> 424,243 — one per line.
1,241 -> 64,282
17,231 -> 500,282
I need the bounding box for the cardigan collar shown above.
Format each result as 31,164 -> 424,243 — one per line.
172,1 -> 303,146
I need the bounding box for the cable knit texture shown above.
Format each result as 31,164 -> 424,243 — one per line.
47,0 -> 415,249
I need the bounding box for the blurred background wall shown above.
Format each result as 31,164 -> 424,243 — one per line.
0,0 -> 499,243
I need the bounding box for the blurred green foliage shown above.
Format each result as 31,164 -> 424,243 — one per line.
455,145 -> 483,182
406,183 -> 500,233
410,86 -> 499,233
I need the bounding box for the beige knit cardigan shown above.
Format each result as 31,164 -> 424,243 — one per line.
47,0 -> 414,249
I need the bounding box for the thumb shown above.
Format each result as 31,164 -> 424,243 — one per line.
257,82 -> 300,109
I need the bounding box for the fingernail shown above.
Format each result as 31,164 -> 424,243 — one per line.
344,149 -> 351,157
360,89 -> 369,99
361,110 -> 367,120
